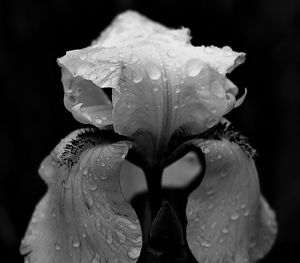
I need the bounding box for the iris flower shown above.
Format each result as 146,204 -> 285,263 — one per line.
20,11 -> 277,263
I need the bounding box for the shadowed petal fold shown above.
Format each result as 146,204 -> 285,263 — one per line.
186,139 -> 277,263
20,129 -> 142,263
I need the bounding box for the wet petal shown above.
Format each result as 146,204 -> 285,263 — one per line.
20,129 -> 142,263
185,139 -> 277,263
58,11 -> 245,165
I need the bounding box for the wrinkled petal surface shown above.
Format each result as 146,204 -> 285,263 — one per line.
20,130 -> 142,263
186,139 -> 277,263
58,11 -> 245,164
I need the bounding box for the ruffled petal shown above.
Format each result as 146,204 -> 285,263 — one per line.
185,139 -> 277,263
58,11 -> 245,165
20,129 -> 142,263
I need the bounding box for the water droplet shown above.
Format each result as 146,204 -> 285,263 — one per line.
206,187 -> 214,196
146,63 -> 161,80
82,169 -> 88,175
127,246 -> 141,259
174,105 -> 179,110
72,237 -> 80,248
79,54 -> 87,60
90,183 -> 97,191
131,69 -> 143,83
132,236 -> 142,243
201,240 -> 211,248
87,197 -> 94,206
230,212 -> 240,221
106,229 -> 113,244
203,148 -> 210,154
81,232 -> 87,238
116,230 -> 126,243
244,210 -> 250,217
219,238 -> 225,243
175,86 -> 181,94
55,242 -> 61,250
153,86 -> 159,92
222,46 -> 232,52
167,49 -> 177,58
185,59 -> 203,77
241,204 -> 246,209
100,174 -> 108,180
222,227 -> 229,234
101,162 -> 105,167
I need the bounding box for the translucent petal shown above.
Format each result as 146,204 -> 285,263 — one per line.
20,130 -> 142,263
58,11 -> 245,164
186,139 -> 277,263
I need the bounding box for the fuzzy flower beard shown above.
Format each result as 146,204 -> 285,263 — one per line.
20,11 -> 277,263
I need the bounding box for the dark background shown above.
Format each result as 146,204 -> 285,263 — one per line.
1,0 -> 300,262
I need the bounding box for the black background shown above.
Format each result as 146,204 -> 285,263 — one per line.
1,0 -> 300,262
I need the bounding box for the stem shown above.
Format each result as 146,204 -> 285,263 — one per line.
145,166 -> 163,221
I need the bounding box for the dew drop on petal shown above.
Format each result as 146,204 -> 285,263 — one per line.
72,237 -> 80,248
244,210 -> 250,217
201,240 -> 212,248
230,212 -> 240,221
146,63 -> 161,80
222,227 -> 229,234
203,148 -> 210,154
127,246 -> 141,259
90,182 -> 98,191
100,174 -> 108,180
55,242 -> 61,250
131,69 -> 143,83
175,86 -> 181,94
153,86 -> 159,92
185,59 -> 203,77
95,118 -> 103,125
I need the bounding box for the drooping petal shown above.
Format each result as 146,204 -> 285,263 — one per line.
185,139 -> 277,263
20,129 -> 142,263
58,11 -> 245,165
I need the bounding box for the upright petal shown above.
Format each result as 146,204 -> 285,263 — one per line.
20,129 -> 142,263
58,11 -> 245,165
185,139 -> 277,263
